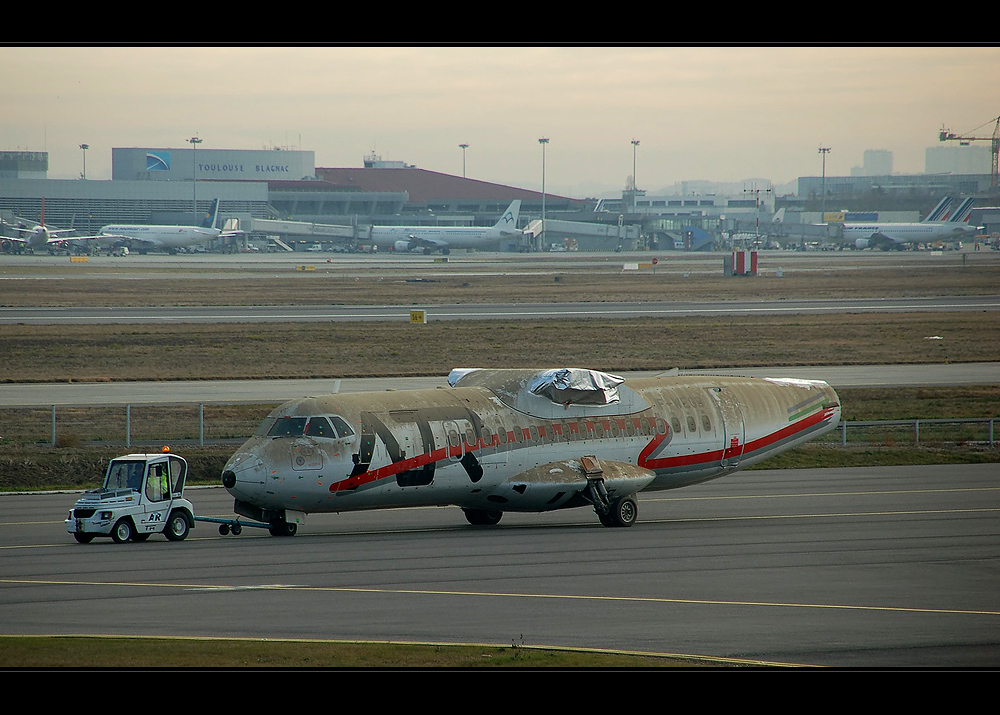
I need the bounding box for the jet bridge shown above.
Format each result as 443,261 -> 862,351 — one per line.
250,218 -> 361,251
522,218 -> 641,252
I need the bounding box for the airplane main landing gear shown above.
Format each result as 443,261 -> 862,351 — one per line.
268,520 -> 298,537
463,508 -> 503,526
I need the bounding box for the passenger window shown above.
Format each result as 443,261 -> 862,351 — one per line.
671,417 -> 682,435
701,415 -> 712,432
306,417 -> 336,438
687,415 -> 698,433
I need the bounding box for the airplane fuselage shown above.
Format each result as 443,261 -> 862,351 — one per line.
369,200 -> 521,253
98,224 -> 221,249
370,225 -> 507,251
222,371 -> 840,528
844,221 -> 975,247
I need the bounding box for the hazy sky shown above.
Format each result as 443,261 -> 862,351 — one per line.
3,46 -> 998,197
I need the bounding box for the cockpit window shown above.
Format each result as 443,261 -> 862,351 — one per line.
305,417 -> 336,438
329,416 -> 355,438
267,417 -> 307,437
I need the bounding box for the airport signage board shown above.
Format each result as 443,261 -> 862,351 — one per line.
114,148 -> 315,182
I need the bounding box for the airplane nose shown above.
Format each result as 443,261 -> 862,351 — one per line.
223,443 -> 267,500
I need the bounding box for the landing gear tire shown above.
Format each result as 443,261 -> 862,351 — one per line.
219,524 -> 230,536
268,521 -> 297,537
111,518 -> 135,544
164,511 -> 190,541
463,508 -> 503,526
231,524 -> 242,536
73,533 -> 94,544
609,496 -> 638,528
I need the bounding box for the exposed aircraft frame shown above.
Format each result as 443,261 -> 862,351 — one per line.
220,368 -> 841,535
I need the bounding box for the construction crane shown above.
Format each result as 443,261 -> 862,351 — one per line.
939,115 -> 1000,190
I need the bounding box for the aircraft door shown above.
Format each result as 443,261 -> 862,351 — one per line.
709,387 -> 745,469
444,420 -> 464,462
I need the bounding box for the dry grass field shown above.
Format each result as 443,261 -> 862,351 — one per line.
1,252 -> 997,485
1,256 -> 999,307
2,312 -> 999,383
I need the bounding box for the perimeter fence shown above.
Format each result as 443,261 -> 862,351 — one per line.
0,403 -> 997,450
0,403 -> 279,449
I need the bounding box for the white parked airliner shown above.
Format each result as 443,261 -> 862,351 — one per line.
371,200 -> 521,254
92,199 -> 241,252
845,197 -> 979,249
4,198 -> 240,254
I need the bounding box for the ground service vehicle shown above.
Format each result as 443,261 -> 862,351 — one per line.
66,450 -> 195,543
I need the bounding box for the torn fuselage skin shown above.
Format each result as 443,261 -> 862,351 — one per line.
222,369 -> 840,532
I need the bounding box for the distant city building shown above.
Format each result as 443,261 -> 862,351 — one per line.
851,149 -> 893,176
925,144 -> 992,175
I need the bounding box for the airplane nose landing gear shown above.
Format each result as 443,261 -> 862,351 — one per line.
596,496 -> 638,528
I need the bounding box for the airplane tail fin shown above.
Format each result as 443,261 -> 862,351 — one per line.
924,197 -> 953,222
948,197 -> 975,223
496,200 -> 521,230
202,199 -> 220,229
771,208 -> 785,224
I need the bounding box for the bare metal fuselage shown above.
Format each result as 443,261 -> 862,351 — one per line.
222,370 -> 840,527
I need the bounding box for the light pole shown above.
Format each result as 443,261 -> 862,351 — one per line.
188,136 -> 202,223
79,144 -> 88,180
539,137 -> 549,237
459,143 -> 469,178
818,146 -> 831,220
631,139 -> 640,212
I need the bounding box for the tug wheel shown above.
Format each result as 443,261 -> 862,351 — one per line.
111,518 -> 135,544
164,511 -> 190,541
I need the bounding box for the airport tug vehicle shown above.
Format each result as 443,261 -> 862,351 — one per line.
66,448 -> 195,543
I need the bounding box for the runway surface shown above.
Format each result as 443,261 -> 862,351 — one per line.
3,295 -> 999,325
2,464 -> 997,667
3,363 -> 998,407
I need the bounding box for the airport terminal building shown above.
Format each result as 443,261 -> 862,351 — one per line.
2,146 -> 996,251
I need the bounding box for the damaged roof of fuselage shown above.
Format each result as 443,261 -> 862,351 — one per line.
449,367 -> 650,419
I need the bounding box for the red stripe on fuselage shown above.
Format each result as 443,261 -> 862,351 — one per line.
638,407 -> 836,471
329,407 -> 836,492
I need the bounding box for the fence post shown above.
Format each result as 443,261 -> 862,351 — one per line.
51,405 -> 56,447
199,403 -> 205,447
126,404 -> 131,448
915,419 -> 920,446
841,421 -> 847,446
991,419 -> 995,447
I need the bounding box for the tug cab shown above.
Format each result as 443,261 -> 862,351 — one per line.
66,450 -> 195,543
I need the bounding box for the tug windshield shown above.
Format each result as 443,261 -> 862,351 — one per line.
104,460 -> 146,491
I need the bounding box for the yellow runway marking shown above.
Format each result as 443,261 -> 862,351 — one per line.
3,577 -> 998,617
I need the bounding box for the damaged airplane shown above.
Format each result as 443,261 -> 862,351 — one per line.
220,367 -> 841,534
